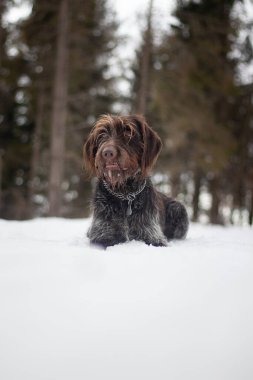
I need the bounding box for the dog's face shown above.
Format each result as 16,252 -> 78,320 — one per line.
83,115 -> 162,187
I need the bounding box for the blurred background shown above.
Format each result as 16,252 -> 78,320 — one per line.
0,0 -> 253,225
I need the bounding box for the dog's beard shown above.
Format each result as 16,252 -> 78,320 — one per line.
96,164 -> 139,189
102,166 -> 131,188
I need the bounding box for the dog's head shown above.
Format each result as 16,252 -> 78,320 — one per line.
83,114 -> 162,187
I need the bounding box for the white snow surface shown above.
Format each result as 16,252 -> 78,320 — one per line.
0,218 -> 253,380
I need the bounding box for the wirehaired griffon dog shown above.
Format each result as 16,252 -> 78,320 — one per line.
83,114 -> 189,248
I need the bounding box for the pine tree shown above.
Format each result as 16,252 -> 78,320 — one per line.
21,1 -> 58,216
22,0 -> 119,217
132,0 -> 154,115
130,0 -> 166,171
64,0 -> 119,217
48,0 -> 69,216
153,0 -> 239,223
0,0 -> 33,219
0,0 -> 6,212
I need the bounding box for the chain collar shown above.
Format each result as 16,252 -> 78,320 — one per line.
102,179 -> 147,216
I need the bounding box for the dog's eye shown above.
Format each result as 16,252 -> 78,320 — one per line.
96,133 -> 107,146
124,126 -> 134,140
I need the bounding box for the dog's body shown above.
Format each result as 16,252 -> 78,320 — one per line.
84,115 -> 188,248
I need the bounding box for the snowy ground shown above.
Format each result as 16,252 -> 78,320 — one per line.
0,218 -> 253,380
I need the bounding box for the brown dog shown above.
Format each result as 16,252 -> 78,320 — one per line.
84,114 -> 188,248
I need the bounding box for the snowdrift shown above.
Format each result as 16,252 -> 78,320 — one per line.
0,218 -> 253,380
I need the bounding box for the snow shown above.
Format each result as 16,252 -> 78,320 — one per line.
0,218 -> 253,380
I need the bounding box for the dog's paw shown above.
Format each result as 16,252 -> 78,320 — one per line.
90,236 -> 126,249
144,238 -> 167,247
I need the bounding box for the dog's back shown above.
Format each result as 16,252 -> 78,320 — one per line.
156,190 -> 189,240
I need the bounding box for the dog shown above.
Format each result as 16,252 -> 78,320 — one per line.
83,114 -> 189,248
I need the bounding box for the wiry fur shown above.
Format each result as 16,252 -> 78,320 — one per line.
84,115 -> 189,248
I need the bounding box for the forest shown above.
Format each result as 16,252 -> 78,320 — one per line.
0,0 -> 253,225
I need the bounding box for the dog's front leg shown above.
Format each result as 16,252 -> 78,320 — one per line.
129,212 -> 168,247
88,213 -> 127,249
141,223 -> 168,247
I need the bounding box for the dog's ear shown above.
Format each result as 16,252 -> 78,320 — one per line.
83,114 -> 113,175
131,115 -> 162,175
83,130 -> 97,175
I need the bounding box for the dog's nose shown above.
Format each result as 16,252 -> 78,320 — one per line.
102,146 -> 117,160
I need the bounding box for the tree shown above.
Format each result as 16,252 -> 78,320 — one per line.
132,0 -> 154,115
48,0 -> 69,216
0,0 -> 33,219
153,0 -> 240,223
22,0 -> 119,217
21,1 -> 58,216
64,0 -> 119,217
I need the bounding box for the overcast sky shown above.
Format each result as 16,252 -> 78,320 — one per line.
6,0 -> 174,22
6,0 -> 175,47
6,0 -> 253,32
5,0 -> 253,87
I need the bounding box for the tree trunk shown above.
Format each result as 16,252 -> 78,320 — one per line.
0,150 -> 3,213
192,170 -> 201,222
0,1 -> 4,69
28,86 -> 45,216
48,0 -> 69,216
170,173 -> 180,198
209,176 -> 223,224
136,0 -> 153,115
249,190 -> 253,226
0,2 -> 6,214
